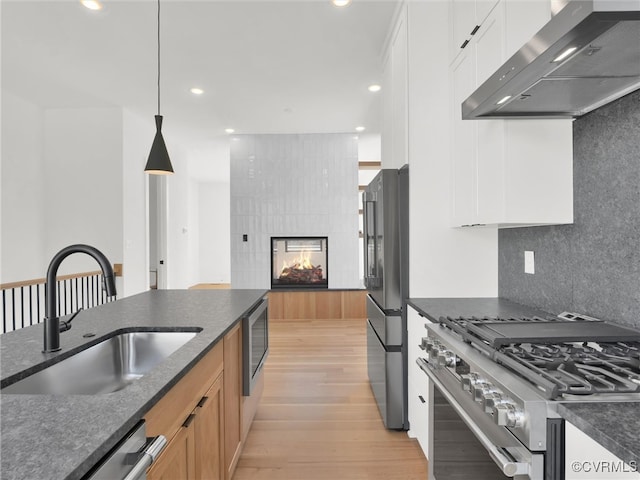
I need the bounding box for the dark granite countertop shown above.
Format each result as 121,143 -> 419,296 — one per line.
0,289 -> 267,480
407,297 -> 640,469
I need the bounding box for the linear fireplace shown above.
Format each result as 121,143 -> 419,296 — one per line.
271,237 -> 328,289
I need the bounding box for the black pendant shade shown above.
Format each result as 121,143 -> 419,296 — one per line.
145,0 -> 174,175
144,115 -> 174,175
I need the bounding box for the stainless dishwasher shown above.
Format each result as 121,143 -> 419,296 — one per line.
85,421 -> 166,480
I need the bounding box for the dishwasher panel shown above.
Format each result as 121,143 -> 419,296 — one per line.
85,421 -> 166,480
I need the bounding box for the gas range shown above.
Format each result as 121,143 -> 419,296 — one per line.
435,313 -> 640,400
416,312 -> 640,479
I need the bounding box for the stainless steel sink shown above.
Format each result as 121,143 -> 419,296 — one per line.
2,330 -> 198,395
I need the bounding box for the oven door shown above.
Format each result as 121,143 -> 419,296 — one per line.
417,358 -> 544,480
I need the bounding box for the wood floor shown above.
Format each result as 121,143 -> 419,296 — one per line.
232,317 -> 428,480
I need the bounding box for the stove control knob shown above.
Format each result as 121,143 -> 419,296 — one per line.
428,344 -> 444,363
437,350 -> 456,368
471,382 -> 495,403
482,392 -> 505,413
420,337 -> 432,352
461,373 -> 481,392
493,402 -> 525,428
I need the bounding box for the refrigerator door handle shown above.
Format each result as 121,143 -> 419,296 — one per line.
363,191 -> 378,282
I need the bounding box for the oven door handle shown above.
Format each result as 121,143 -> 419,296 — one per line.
417,359 -> 530,478
122,435 -> 167,480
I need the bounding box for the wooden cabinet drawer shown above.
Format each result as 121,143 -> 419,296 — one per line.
145,340 -> 224,439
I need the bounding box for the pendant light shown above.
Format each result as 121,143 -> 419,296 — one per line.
145,0 -> 174,175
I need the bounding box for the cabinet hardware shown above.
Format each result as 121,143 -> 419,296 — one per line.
418,395 -> 426,404
460,39 -> 469,49
470,25 -> 480,35
182,413 -> 196,428
197,396 -> 209,408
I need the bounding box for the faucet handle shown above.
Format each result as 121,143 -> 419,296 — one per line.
59,308 -> 83,332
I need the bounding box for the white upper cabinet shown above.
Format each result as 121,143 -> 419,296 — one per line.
449,0 -> 500,64
381,6 -> 408,169
450,0 -> 574,228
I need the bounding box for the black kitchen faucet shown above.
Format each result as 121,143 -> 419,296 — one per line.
43,244 -> 117,353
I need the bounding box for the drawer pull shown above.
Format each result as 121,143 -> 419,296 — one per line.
197,396 -> 209,408
418,395 -> 426,404
182,413 -> 196,428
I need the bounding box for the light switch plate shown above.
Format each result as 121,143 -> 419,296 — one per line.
524,251 -> 535,274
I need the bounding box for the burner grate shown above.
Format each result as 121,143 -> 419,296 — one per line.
499,342 -> 640,398
437,315 -> 640,399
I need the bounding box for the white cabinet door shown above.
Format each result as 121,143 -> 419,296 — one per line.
407,306 -> 429,457
391,13 -> 408,168
474,3 -> 506,225
476,0 -> 500,27
451,48 -> 478,227
408,376 -> 429,456
381,53 -> 393,166
565,422 -> 640,479
450,0 -> 500,64
450,0 -> 476,63
381,6 -> 408,169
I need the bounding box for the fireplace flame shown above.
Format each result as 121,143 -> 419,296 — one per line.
279,250 -> 323,283
281,251 -> 314,274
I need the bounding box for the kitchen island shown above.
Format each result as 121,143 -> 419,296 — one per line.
0,289 -> 267,480
408,297 -> 640,474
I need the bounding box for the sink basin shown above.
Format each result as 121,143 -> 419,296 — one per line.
1,330 -> 199,395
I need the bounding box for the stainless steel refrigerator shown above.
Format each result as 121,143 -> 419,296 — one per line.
363,165 -> 409,430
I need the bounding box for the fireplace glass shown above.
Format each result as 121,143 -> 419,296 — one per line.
271,237 -> 328,289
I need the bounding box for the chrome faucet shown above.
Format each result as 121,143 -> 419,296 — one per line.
43,244 -> 117,353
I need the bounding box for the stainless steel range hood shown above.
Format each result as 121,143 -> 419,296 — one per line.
462,0 -> 640,119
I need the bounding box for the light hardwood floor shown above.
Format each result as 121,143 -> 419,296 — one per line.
232,317 -> 428,480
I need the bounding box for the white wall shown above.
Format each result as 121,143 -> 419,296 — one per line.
122,109 -> 153,296
1,91 -> 46,282
42,107 -> 124,280
406,1 -> 497,298
0,97 -> 154,298
198,181 -> 231,283
166,147 -> 193,289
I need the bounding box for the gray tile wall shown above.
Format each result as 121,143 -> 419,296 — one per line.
230,134 -> 360,289
498,90 -> 640,328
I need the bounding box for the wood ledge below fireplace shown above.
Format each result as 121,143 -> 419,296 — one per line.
268,290 -> 366,320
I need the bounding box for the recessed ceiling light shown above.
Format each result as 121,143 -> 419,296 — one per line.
368,84 -> 381,92
355,126 -> 366,132
190,87 -> 204,95
332,0 -> 352,7
225,128 -> 235,134
81,0 -> 103,11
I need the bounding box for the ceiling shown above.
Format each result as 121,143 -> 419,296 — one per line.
2,0 -> 398,180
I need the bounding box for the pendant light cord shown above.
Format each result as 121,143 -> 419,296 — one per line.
157,0 -> 161,116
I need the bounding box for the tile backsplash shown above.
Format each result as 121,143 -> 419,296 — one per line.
230,134 -> 360,289
499,90 -> 640,329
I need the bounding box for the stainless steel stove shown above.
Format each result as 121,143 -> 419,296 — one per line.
416,312 -> 640,480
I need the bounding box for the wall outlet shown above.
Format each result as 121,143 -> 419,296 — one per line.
524,251 -> 535,274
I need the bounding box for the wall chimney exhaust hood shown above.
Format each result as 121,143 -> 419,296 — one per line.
462,0 -> 640,119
